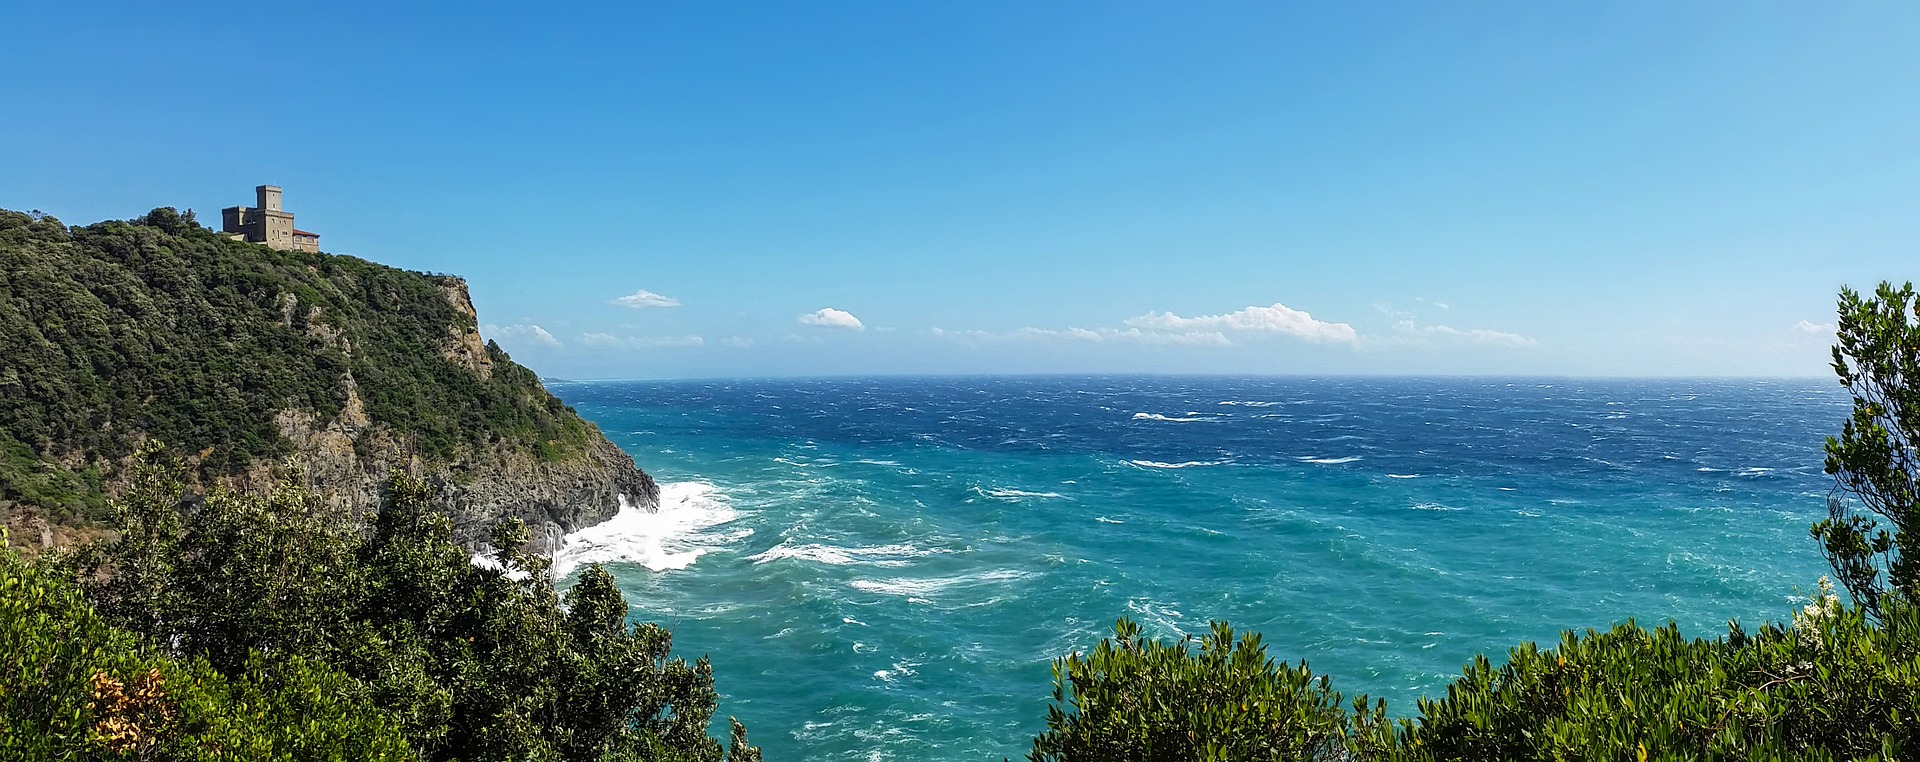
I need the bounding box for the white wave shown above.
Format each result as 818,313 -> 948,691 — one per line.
1094,516 -> 1125,524
746,542 -> 947,567
1298,456 -> 1362,464
553,482 -> 745,578
1386,473 -> 1422,479
975,486 -> 1065,500
469,552 -> 530,581
1218,400 -> 1281,407
850,569 -> 1032,600
1131,412 -> 1220,422
1128,459 -> 1227,469
873,660 -> 921,684
1696,467 -> 1725,473
1411,503 -> 1463,512
1735,467 -> 1776,478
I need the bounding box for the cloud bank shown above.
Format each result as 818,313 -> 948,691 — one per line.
1389,320 -> 1535,347
581,332 -> 705,350
1124,303 -> 1358,343
799,307 -> 865,331
613,289 -> 682,309
482,323 -> 562,350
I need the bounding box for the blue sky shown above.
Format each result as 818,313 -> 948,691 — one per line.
4,2 -> 1915,378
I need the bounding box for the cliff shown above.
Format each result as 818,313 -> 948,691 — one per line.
0,207 -> 653,554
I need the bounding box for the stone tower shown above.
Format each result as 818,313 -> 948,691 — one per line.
222,185 -> 320,252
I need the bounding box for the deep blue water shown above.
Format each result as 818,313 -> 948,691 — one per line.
546,376 -> 1845,761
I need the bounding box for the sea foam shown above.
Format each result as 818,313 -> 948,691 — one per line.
1131,412 -> 1219,422
1128,459 -> 1227,469
747,542 -> 947,567
552,482 -> 745,578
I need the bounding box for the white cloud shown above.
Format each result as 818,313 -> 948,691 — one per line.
1017,326 -> 1233,347
579,332 -> 704,350
1388,320 -> 1535,347
1414,297 -> 1451,310
580,332 -> 625,349
1124,303 -> 1358,343
799,307 -> 865,331
612,289 -> 681,309
634,335 -> 705,348
482,323 -> 563,350
1794,320 -> 1835,335
719,336 -> 755,348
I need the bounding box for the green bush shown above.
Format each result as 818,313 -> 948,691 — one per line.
1815,281 -> 1920,617
1030,619 -> 1380,762
69,444 -> 759,762
1386,593 -> 1920,760
0,529 -> 413,760
1030,598 -> 1920,761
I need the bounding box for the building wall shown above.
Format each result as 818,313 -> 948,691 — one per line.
222,187 -> 313,252
262,210 -> 295,250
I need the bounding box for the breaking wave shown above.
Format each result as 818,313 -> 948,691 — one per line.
552,482 -> 747,578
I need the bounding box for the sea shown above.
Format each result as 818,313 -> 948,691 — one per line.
543,376 -> 1846,761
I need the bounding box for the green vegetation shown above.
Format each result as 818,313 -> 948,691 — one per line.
1815,281 -> 1920,617
0,207 -> 593,522
1034,597 -> 1920,760
1029,282 -> 1920,761
1,527 -> 412,760
38,443 -> 758,762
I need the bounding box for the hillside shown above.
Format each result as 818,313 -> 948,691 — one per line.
0,206 -> 654,553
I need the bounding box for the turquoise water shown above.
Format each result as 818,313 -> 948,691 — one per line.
547,377 -> 1844,761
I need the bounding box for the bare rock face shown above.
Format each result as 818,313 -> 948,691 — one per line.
260,404 -> 655,554
229,278 -> 655,555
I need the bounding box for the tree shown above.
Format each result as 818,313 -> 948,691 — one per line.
1814,281 -> 1920,617
1028,619 -> 1374,762
71,448 -> 759,762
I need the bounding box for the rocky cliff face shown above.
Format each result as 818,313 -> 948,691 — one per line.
242,280 -> 657,554
0,208 -> 655,555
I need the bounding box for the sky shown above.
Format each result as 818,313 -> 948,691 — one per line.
4,1 -> 1916,379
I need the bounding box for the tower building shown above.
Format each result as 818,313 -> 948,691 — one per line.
222,185 -> 320,252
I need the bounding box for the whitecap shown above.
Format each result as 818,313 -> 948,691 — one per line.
849,569 -> 1032,599
1298,456 -> 1362,465
974,486 -> 1066,500
1386,474 -> 1422,479
1132,412 -> 1220,422
552,482 -> 745,578
1218,400 -> 1281,407
1128,459 -> 1226,469
1094,516 -> 1125,524
747,542 -> 948,567
1411,503 -> 1462,512
469,552 -> 531,581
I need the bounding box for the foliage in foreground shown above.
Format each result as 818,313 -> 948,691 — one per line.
1033,589 -> 1920,761
1816,281 -> 1920,617
0,529 -> 412,760
59,443 -> 757,762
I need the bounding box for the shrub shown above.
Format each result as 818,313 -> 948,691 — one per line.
0,529 -> 413,760
1029,619 -> 1381,761
70,444 -> 758,762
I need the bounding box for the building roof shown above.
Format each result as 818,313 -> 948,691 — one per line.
293,230 -> 320,237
